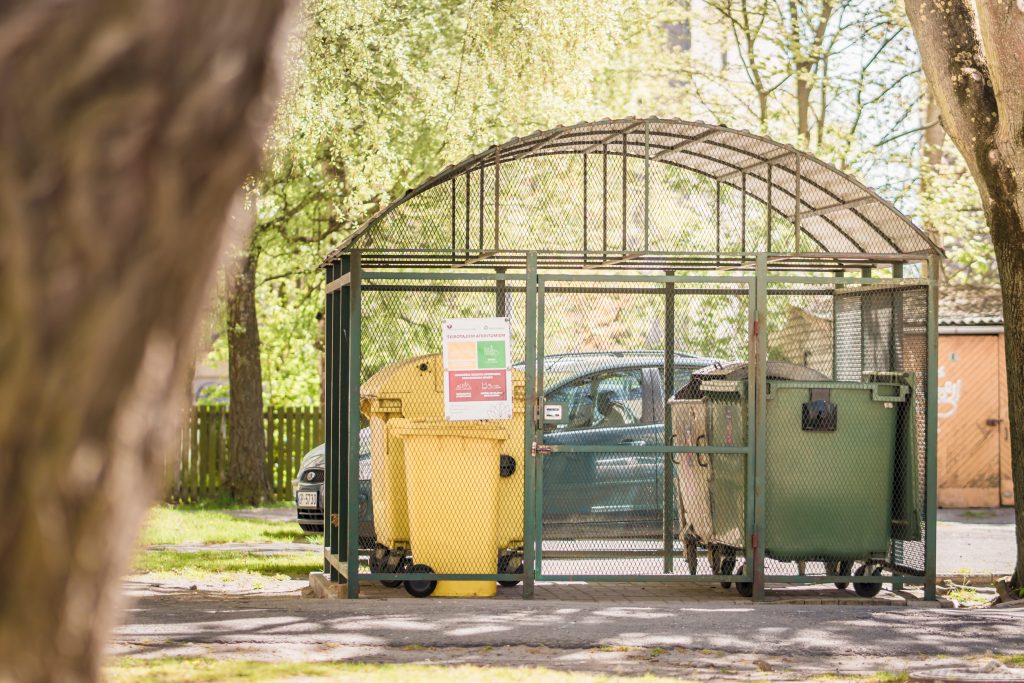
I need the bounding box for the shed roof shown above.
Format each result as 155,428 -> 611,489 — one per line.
324,117 -> 940,271
939,285 -> 1003,326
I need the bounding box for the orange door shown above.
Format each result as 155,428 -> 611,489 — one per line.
937,335 -> 1002,507
998,334 -> 1015,506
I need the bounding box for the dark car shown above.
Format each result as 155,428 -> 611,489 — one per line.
294,350 -> 717,540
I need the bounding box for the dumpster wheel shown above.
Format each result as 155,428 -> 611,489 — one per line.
683,531 -> 699,576
369,544 -> 406,588
853,564 -> 883,598
734,564 -> 753,598
404,564 -> 437,598
497,552 -> 524,587
719,555 -> 736,589
834,560 -> 853,590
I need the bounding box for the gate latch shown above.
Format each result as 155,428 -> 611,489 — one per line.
532,443 -> 554,457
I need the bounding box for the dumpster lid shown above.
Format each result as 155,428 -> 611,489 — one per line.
673,361 -> 829,399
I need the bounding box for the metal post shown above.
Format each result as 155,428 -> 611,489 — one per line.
534,277 -> 546,580
479,164 -> 484,251
495,268 -> 507,317
621,134 -> 628,251
752,254 -> 769,599
715,181 -> 721,267
793,158 -> 802,253
324,263 -> 337,578
522,252 -> 538,599
602,145 -> 608,258
346,251 -> 363,598
663,274 -> 675,573
644,122 -> 650,252
766,165 -> 773,252
465,171 -> 471,256
741,173 -> 747,253
334,258 -> 350,583
494,146 -> 501,250
583,155 -> 588,263
925,254 -> 939,601
450,178 -> 456,260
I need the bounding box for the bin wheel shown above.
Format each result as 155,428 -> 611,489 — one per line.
853,564 -> 883,598
404,564 -> 437,598
719,555 -> 736,589
735,564 -> 753,598
834,561 -> 853,590
497,552 -> 524,587
370,544 -> 405,588
683,531 -> 699,576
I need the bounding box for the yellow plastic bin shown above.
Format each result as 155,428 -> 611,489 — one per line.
362,354 -> 526,581
394,418 -> 508,597
361,355 -> 445,566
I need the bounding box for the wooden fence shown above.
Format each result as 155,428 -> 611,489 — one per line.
167,405 -> 323,502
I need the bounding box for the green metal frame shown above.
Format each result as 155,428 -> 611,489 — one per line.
323,255 -> 937,600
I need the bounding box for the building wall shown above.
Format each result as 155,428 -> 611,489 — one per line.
937,333 -> 1014,507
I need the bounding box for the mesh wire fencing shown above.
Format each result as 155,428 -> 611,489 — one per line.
761,279 -> 929,592
338,269 -> 932,596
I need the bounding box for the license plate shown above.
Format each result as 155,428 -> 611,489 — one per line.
297,491 -> 318,508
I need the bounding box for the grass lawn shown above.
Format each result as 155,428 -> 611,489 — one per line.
140,505 -> 310,546
132,550 -> 320,580
105,658 -> 917,683
105,659 -> 702,683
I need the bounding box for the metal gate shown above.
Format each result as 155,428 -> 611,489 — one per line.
525,270 -> 755,588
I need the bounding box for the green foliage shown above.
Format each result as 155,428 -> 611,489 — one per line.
204,0 -> 666,404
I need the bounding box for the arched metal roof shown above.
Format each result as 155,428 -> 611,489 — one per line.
324,117 -> 940,271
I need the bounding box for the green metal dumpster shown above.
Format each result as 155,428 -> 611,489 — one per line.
670,361 -> 919,595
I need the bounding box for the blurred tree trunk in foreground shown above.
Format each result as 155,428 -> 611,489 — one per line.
0,2 -> 287,682
906,0 -> 1024,589
226,243 -> 271,504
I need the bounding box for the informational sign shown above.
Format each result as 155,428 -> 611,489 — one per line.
442,317 -> 513,421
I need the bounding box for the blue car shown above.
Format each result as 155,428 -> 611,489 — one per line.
294,350 -> 717,543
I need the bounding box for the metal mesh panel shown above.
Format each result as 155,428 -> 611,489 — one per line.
535,279 -> 751,580
762,280 -> 929,593
356,278 -> 528,590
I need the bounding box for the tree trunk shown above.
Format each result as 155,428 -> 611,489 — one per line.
0,2 -> 287,682
226,247 -> 271,504
906,0 -> 1024,587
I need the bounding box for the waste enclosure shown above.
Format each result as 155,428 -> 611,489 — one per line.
671,361 -> 919,596
321,116 -> 941,601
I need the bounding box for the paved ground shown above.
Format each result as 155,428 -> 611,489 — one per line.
117,506 -> 1023,679
112,578 -> 1024,680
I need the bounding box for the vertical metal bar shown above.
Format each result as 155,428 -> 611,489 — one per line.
793,158 -> 802,253
450,178 -> 456,260
621,134 -> 628,251
861,267 -> 872,278
583,155 -> 588,264
644,122 -> 650,252
925,254 -> 939,601
494,146 -> 501,250
335,258 -> 350,582
752,254 -> 768,600
602,145 -> 608,258
495,268 -> 507,317
715,181 -> 721,267
741,173 -> 747,253
766,165 -> 773,252
522,252 -> 538,599
744,273 -> 756,583
534,277 -> 546,580
465,171 -> 471,256
662,274 -> 675,574
479,163 -> 484,251
323,264 -> 335,577
346,251 -> 363,598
